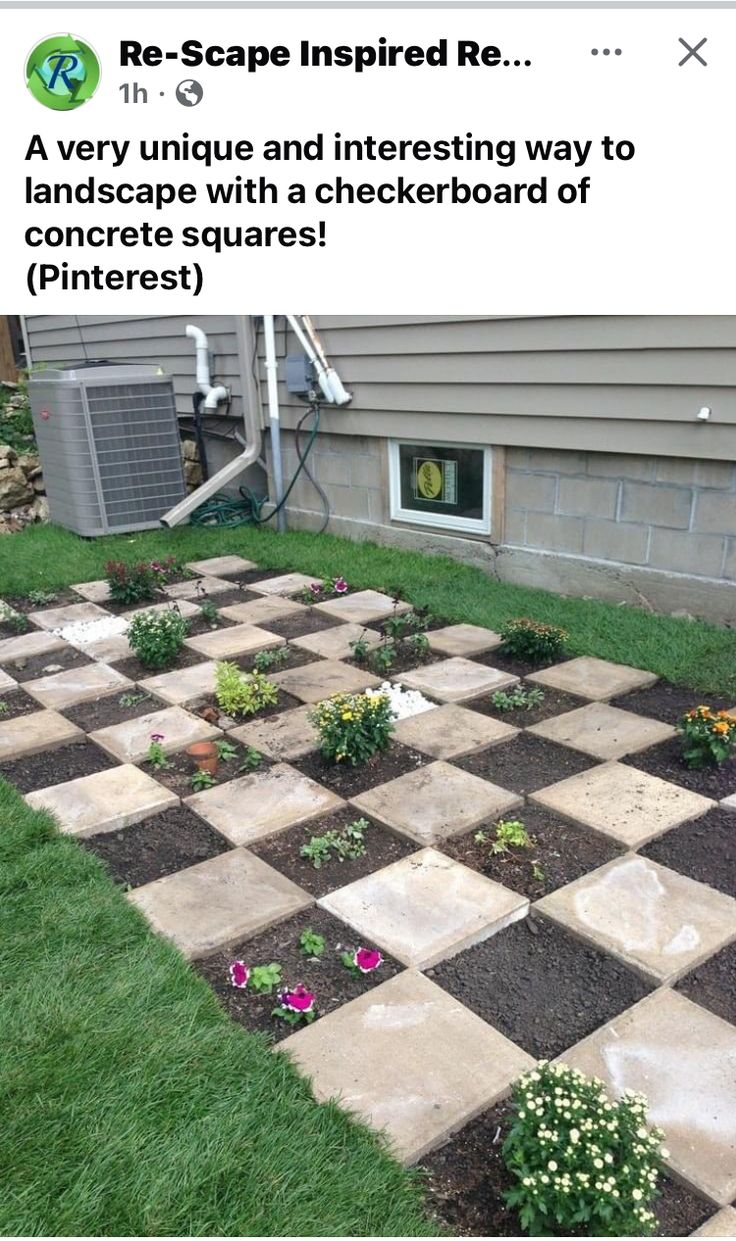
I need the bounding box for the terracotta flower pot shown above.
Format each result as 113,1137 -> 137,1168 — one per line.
187,740 -> 219,776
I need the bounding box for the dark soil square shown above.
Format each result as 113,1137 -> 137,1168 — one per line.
192,688 -> 302,725
476,649 -> 573,679
250,808 -> 417,898
3,644 -> 95,684
467,684 -> 585,729
81,805 -> 230,889
61,689 -> 166,733
194,905 -> 402,1043
220,568 -> 283,587
442,804 -> 623,901
294,742 -> 428,799
428,915 -> 651,1060
110,645 -> 208,683
232,646 -> 321,676
5,589 -> 79,616
612,681 -> 732,726
676,941 -> 736,1026
193,587 -> 260,610
259,610 -> 342,640
421,1099 -> 713,1237
1,740 -> 116,794
0,619 -> 34,641
454,733 -> 598,796
624,737 -> 736,800
349,648 -> 441,678
641,808 -> 736,899
141,741 -> 271,799
184,613 -> 238,638
0,687 -> 44,722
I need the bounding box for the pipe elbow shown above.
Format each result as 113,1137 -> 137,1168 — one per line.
204,385 -> 228,410
186,324 -> 207,349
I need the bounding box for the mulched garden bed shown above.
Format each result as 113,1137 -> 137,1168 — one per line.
143,742 -> 271,798
184,613 -> 238,638
60,689 -> 167,734
2,645 -> 95,683
349,648 -> 441,678
676,940 -> 736,1026
421,1098 -> 714,1238
258,609 -> 342,640
0,618 -> 34,641
1,740 -> 116,794
475,649 -> 572,680
82,805 -> 231,889
191,587 -> 260,610
218,568 -> 283,587
0,687 -> 44,722
191,688 -> 303,725
467,684 -> 586,729
427,915 -> 651,1060
612,680 -> 732,725
4,589 -> 79,616
194,904 -> 402,1043
232,646 -> 322,676
250,808 -> 417,898
624,738 -> 736,800
441,804 -> 623,901
294,741 -> 428,798
641,807 -> 736,898
109,646 -> 208,683
453,733 -> 598,796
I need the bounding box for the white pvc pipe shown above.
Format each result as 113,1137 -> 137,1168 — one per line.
264,314 -> 287,532
186,323 -> 228,409
286,314 -> 352,406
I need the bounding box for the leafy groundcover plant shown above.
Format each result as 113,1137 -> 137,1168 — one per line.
676,705 -> 736,768
503,1061 -> 667,1237
214,662 -> 278,717
127,608 -> 189,669
499,618 -> 568,666
310,692 -> 394,765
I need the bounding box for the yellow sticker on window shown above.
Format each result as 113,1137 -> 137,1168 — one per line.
416,459 -> 443,499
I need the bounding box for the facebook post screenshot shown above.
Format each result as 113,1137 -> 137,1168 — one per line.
1,0 -> 735,1238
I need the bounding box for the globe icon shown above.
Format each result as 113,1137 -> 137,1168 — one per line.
176,79 -> 203,107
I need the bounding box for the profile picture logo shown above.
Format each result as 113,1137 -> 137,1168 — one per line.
25,34 -> 100,110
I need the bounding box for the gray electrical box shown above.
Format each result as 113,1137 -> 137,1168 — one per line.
285,353 -> 316,397
29,363 -> 186,536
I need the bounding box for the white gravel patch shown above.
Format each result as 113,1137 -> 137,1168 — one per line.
365,680 -> 437,720
55,615 -> 130,650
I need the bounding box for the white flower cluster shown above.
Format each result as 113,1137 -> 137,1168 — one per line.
504,1061 -> 668,1235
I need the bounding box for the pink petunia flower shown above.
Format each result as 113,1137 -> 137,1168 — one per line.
354,947 -> 383,973
150,732 -> 165,742
278,984 -> 315,1013
333,577 -> 349,594
229,960 -> 250,989
309,582 -> 322,596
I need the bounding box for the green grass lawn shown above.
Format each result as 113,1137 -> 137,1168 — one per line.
1,521 -> 734,695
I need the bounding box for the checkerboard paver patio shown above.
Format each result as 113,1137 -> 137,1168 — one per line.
2,563 -> 734,1206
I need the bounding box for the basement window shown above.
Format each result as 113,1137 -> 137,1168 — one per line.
389,440 -> 491,534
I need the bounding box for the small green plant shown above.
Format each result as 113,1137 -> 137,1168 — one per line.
349,633 -> 371,662
310,692 -> 394,766
215,739 -> 238,762
676,705 -> 736,769
475,818 -> 534,856
191,769 -> 216,792
119,690 -> 151,708
405,631 -> 430,657
215,662 -> 278,718
369,641 -> 397,673
127,607 -> 189,669
503,1061 -> 667,1236
499,618 -> 568,666
531,862 -> 546,885
406,606 -> 434,632
300,834 -> 333,869
491,686 -> 545,712
0,699 -> 9,716
146,733 -> 170,770
298,929 -> 326,958
383,604 -> 410,640
0,603 -> 29,633
249,963 -> 283,994
26,589 -> 57,607
198,598 -> 221,627
239,746 -> 263,772
253,646 -> 289,673
300,818 -> 369,869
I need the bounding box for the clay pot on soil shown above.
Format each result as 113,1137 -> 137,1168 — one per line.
187,740 -> 219,776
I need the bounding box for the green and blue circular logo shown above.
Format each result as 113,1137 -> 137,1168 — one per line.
25,34 -> 100,110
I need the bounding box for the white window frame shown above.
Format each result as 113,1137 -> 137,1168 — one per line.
388,439 -> 492,535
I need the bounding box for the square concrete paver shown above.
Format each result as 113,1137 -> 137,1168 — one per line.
532,761 -> 714,848
0,708 -> 83,760
693,1208 -> 736,1237
230,705 -> 319,761
394,657 -> 518,704
220,596 -> 307,625
124,599 -> 201,621
350,760 -> 522,845
185,623 -> 284,659
527,656 -> 658,701
25,662 -> 132,710
427,623 -> 502,657
537,854 -> 736,983
185,555 -> 257,577
281,969 -> 533,1163
528,702 -> 675,760
314,589 -> 411,624
185,761 -> 344,846
25,763 -> 178,837
83,633 -> 134,663
0,630 -> 67,663
250,572 -> 319,597
720,794 -> 736,813
0,667 -> 18,691
90,705 -> 221,763
28,601 -> 112,631
561,988 -> 736,1205
139,661 -> 218,706
292,623 -> 383,661
392,703 -> 518,760
163,576 -> 235,600
70,579 -> 112,603
128,847 -> 312,958
271,659 -> 381,704
320,847 -> 529,968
